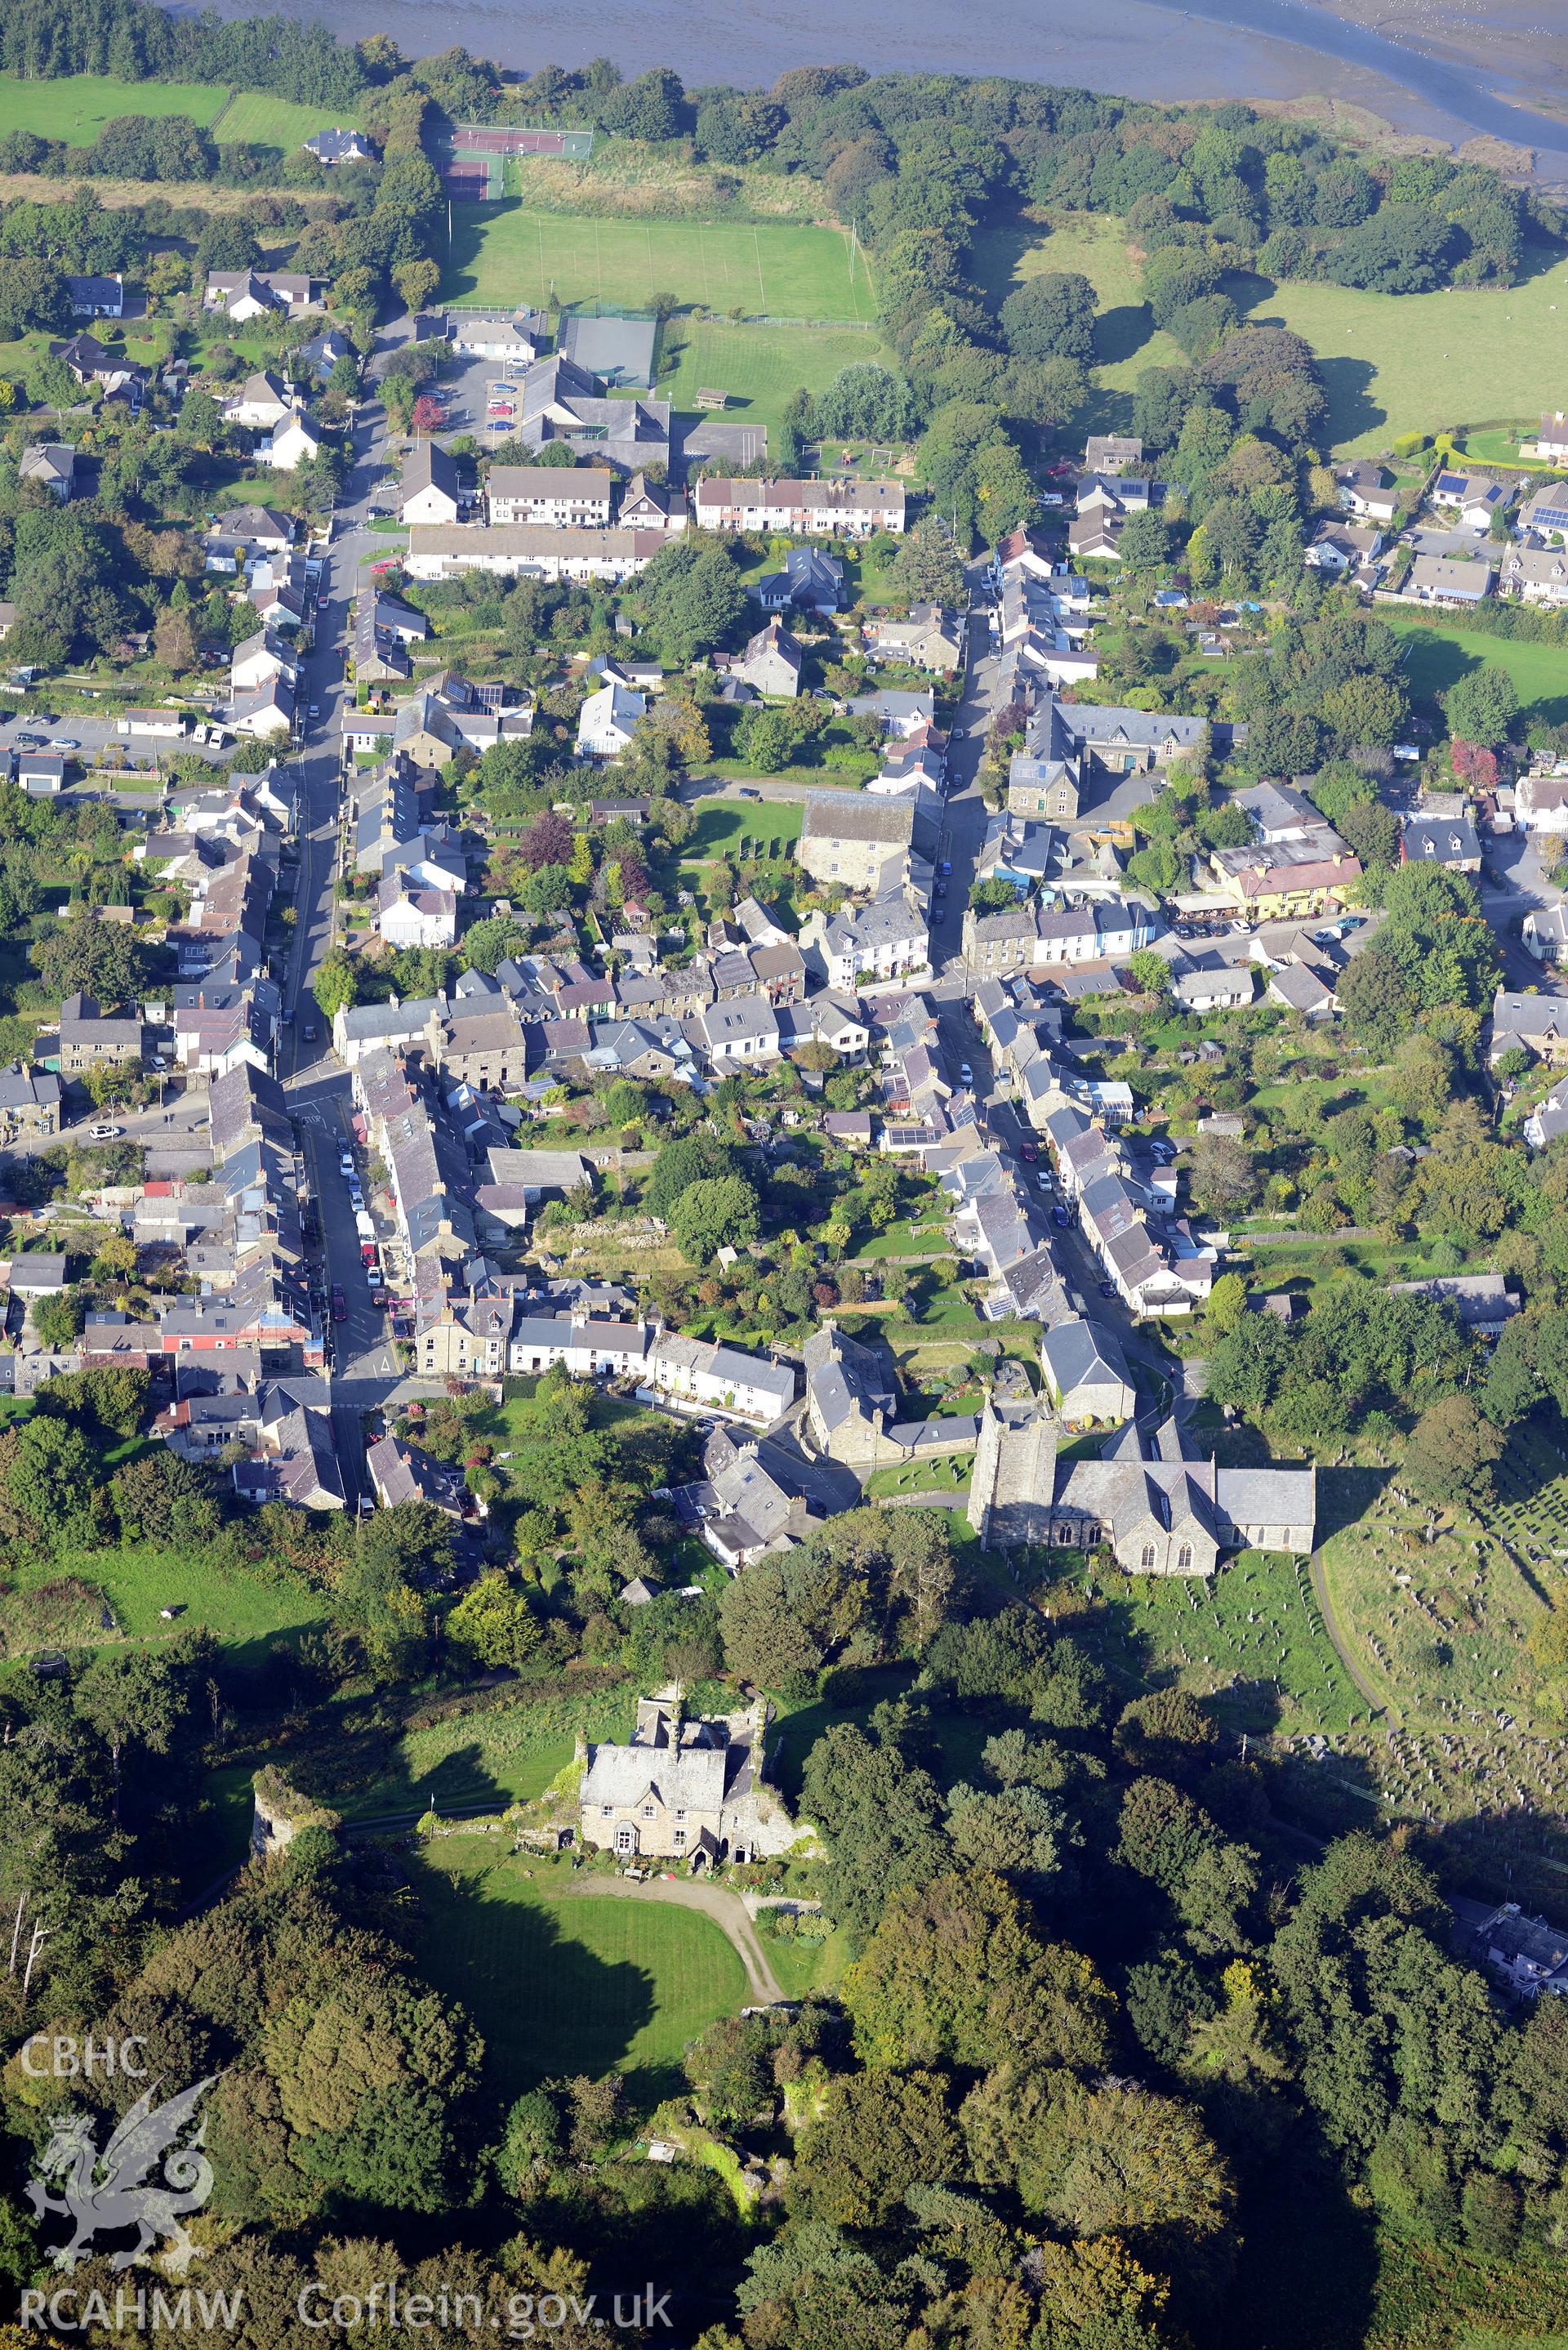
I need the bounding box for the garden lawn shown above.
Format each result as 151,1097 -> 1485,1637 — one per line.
656,318 -> 893,448
213,90 -> 362,148
442,206 -> 879,322
1385,614 -> 1568,729
688,800 -> 803,857
412,1842 -> 747,2099
973,209 -> 1568,453
0,72 -> 229,140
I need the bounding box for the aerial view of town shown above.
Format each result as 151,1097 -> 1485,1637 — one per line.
4,0 -> 1568,2341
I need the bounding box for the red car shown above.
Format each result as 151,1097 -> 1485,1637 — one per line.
331,1284 -> 346,1322
1019,1142 -> 1039,1162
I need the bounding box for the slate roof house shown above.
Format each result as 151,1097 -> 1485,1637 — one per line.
802,1321 -> 902,1465
693,1424 -> 860,1569
1490,988 -> 1568,1064
577,1688 -> 799,1866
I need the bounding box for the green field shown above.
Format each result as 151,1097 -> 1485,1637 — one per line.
657,316 -> 893,446
443,204 -> 879,323
413,1842 -> 746,2098
301,1683 -> 641,1822
974,209 -> 1568,454
0,1537 -> 326,1666
213,90 -> 362,149
1386,614 -> 1568,728
0,72 -> 230,142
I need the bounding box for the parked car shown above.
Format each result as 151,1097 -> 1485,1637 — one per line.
933,878 -> 947,897
87,1122 -> 122,1139
1099,1280 -> 1120,1300
938,859 -> 953,876
331,1285 -> 346,1322
1019,1141 -> 1038,1162
1051,1206 -> 1071,1226
1037,1172 -> 1054,1193
48,738 -> 78,751
302,1023 -> 318,1042
958,1063 -> 973,1085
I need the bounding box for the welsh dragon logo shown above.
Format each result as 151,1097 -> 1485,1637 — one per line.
25,2077 -> 218,2273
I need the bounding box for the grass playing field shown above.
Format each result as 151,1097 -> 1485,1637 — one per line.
656,317 -> 893,448
1385,614 -> 1568,728
443,203 -> 878,323
0,72 -> 230,141
973,208 -> 1568,456
412,1842 -> 747,2098
212,90 -> 363,149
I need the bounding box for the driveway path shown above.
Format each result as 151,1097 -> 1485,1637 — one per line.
561,1873 -> 785,2004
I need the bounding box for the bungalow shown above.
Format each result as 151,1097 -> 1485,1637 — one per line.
1404,554 -> 1494,605
1172,962 -> 1255,1013
618,471 -> 688,534
753,545 -> 844,614
446,309 -> 547,363
1388,1272 -> 1518,1344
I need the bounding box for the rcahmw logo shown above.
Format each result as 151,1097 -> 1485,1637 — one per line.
21,2287 -> 244,2334
24,2075 -> 220,2274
